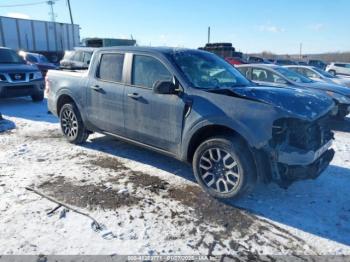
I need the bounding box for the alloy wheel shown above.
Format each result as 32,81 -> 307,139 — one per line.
199,147 -> 241,194
61,108 -> 79,139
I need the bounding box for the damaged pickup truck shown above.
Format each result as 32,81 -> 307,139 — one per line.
46,47 -> 335,199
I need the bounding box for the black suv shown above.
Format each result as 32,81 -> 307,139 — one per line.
47,47 -> 335,199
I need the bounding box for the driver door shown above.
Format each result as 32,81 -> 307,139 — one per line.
124,54 -> 186,153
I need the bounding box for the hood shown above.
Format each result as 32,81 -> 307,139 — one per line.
298,81 -> 350,96
223,86 -> 334,121
0,63 -> 39,72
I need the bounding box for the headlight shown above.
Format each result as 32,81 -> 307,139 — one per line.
326,91 -> 350,104
33,71 -> 43,80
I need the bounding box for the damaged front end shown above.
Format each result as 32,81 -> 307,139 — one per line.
264,113 -> 335,188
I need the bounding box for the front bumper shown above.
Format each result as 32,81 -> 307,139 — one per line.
278,139 -> 333,165
0,80 -> 44,98
274,149 -> 334,188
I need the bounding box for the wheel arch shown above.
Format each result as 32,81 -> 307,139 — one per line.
185,124 -> 252,163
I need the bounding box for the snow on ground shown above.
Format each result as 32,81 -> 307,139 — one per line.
0,97 -> 349,257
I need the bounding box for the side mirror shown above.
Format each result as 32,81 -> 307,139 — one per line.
153,80 -> 176,94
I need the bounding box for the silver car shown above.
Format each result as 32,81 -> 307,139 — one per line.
326,62 -> 350,76
285,65 -> 350,88
237,64 -> 350,119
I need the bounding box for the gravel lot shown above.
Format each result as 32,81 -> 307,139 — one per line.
0,98 -> 349,257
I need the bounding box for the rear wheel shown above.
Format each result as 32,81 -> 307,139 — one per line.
329,70 -> 336,76
192,136 -> 257,199
59,103 -> 89,144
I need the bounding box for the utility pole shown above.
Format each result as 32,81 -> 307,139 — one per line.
299,42 -> 303,59
66,0 -> 74,24
207,26 -> 211,44
47,0 -> 56,22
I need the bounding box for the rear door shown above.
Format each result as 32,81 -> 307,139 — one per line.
123,53 -> 185,153
86,52 -> 126,135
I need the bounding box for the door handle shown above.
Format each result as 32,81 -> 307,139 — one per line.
90,85 -> 103,92
127,93 -> 142,99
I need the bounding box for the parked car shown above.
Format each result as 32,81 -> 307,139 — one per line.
20,52 -> 58,77
274,59 -> 297,66
225,57 -> 246,66
59,47 -> 96,70
326,62 -> 350,76
286,65 -> 350,88
296,61 -> 308,66
237,64 -> 350,119
0,47 -> 44,101
247,56 -> 271,64
309,60 -> 327,70
46,47 -> 336,199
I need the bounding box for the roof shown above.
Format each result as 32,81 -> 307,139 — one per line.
236,63 -> 280,69
96,46 -> 194,55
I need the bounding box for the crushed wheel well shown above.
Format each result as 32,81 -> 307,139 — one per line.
187,125 -> 248,163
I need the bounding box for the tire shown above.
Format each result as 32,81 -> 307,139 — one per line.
59,102 -> 89,144
192,136 -> 257,199
329,70 -> 336,76
336,110 -> 348,120
31,92 -> 44,102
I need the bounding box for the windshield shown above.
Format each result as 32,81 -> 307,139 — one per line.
171,50 -> 251,89
0,49 -> 25,64
275,67 -> 313,83
313,67 -> 335,78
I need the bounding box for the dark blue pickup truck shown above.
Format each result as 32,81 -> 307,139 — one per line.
0,47 -> 44,101
47,47 -> 335,199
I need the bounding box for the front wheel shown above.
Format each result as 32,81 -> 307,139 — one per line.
192,136 -> 257,199
59,103 -> 89,144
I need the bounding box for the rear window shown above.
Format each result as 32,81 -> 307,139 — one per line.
97,53 -> 125,82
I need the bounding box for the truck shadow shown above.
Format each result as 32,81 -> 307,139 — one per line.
0,97 -> 58,123
83,135 -> 350,247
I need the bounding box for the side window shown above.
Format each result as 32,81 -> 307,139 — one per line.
237,67 -> 249,78
346,64 -> 350,69
83,52 -> 92,64
251,68 -> 269,82
26,54 -> 38,63
132,55 -> 172,89
72,51 -> 83,62
97,53 -> 125,82
304,68 -> 318,78
335,63 -> 345,67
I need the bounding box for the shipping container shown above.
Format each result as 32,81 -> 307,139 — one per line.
0,16 -> 80,62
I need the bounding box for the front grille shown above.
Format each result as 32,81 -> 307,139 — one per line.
6,85 -> 34,90
9,73 -> 26,81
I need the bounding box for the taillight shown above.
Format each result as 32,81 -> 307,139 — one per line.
45,76 -> 50,95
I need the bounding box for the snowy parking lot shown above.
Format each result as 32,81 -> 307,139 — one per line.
0,98 -> 350,257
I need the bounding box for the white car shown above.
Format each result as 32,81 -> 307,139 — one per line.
286,65 -> 350,88
326,62 -> 350,76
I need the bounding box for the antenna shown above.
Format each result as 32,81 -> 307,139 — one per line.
47,0 -> 57,22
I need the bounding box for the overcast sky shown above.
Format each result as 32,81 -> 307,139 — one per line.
0,0 -> 349,54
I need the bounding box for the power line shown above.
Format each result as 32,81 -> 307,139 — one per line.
0,1 -> 49,8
